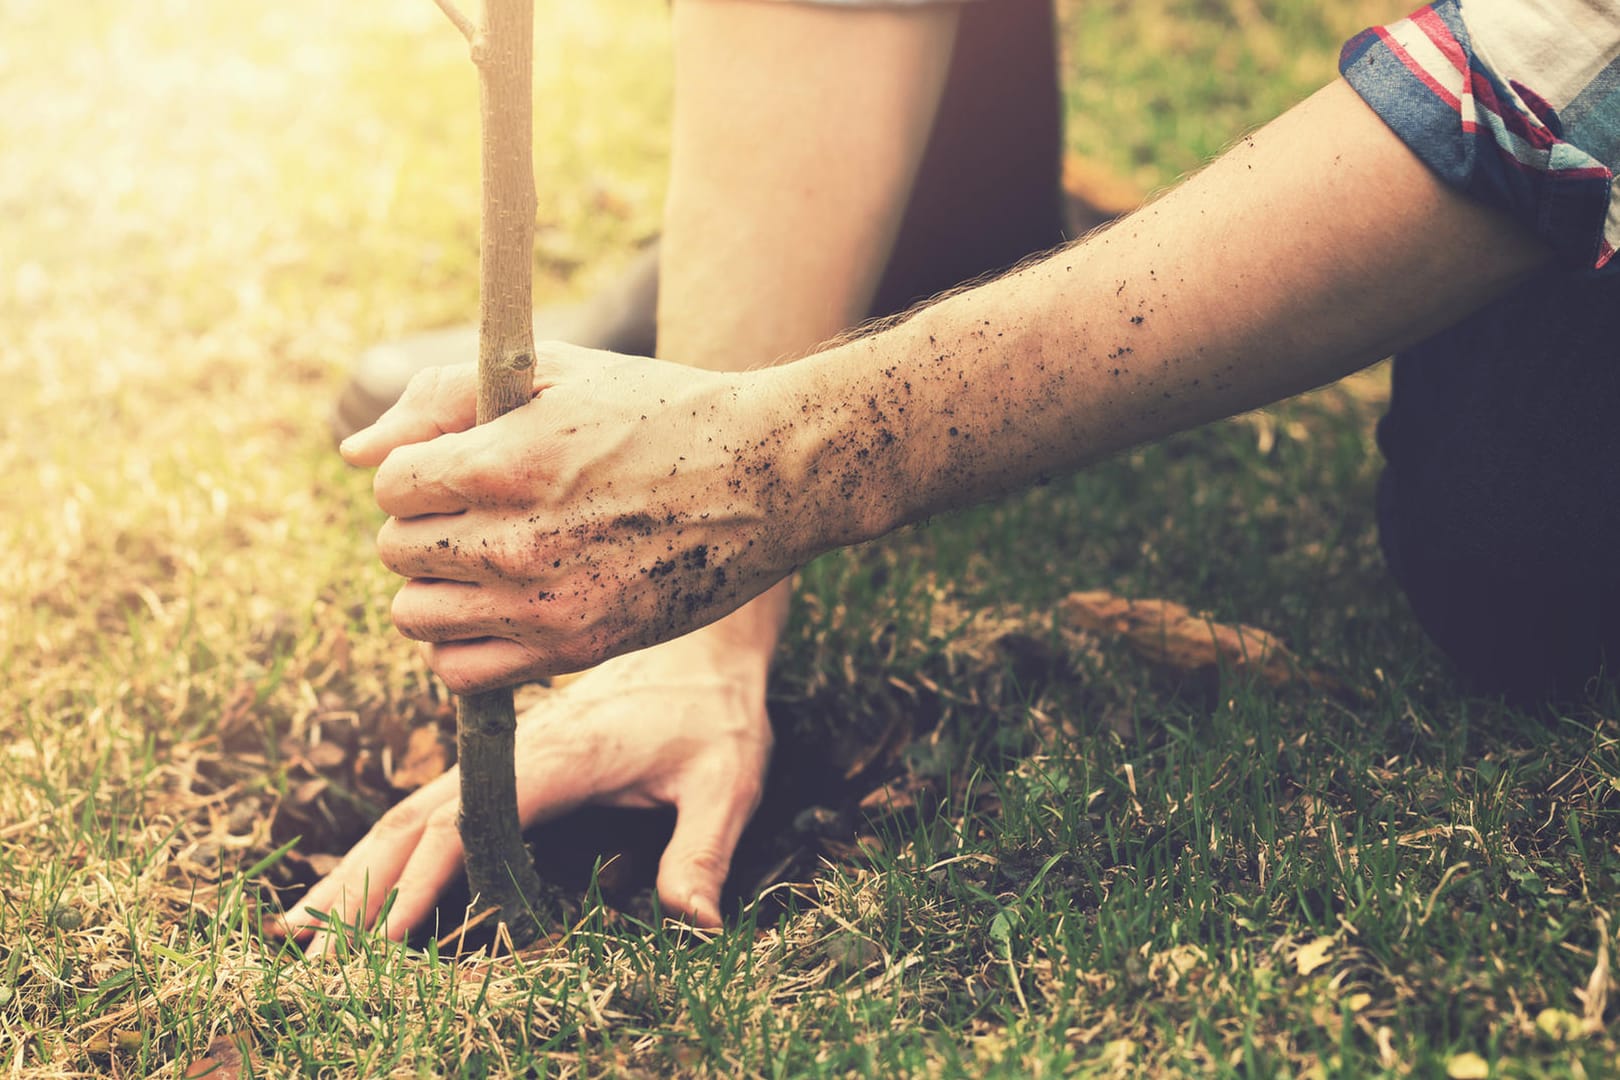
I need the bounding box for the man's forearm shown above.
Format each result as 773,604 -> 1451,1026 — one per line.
348,76 -> 1553,687
781,79 -> 1551,545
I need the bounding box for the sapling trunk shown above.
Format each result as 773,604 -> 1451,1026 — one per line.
431,0 -> 548,948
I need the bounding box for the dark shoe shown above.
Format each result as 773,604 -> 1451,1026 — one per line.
329,244 -> 659,444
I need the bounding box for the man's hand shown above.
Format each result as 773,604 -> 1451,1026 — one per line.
274,634 -> 772,952
340,346 -> 812,691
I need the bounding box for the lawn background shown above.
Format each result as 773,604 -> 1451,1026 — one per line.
5,0 -> 1620,1075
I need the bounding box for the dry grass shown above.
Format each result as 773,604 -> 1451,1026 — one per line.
1,3 -> 672,1073
7,1 -> 1620,1077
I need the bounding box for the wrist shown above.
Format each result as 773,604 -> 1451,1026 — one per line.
762,342 -> 916,555
694,580 -> 791,663
624,583 -> 789,697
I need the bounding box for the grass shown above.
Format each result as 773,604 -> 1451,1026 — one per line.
5,0 -> 1620,1075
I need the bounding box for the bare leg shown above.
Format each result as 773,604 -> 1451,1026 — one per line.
623,0 -> 961,921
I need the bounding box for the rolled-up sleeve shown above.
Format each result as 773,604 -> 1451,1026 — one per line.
1340,0 -> 1620,270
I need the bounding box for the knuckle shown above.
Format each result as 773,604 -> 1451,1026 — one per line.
375,799 -> 428,837
401,364 -> 447,406
457,440 -> 499,484
462,443 -> 530,504
682,847 -> 730,881
464,532 -> 525,586
531,338 -> 580,375
372,444 -> 426,513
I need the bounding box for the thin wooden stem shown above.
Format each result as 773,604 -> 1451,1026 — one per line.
451,0 -> 550,949
457,691 -> 547,945
472,0 -> 538,426
430,0 -> 478,45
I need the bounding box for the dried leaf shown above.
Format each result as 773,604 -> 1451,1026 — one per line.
818,837 -> 877,864
1098,1038 -> 1138,1071
85,1029 -> 142,1056
304,741 -> 347,771
839,711 -> 912,782
858,780 -> 919,815
821,931 -> 883,974
388,724 -> 450,791
318,623 -> 352,677
1445,1051 -> 1490,1079
1294,936 -> 1335,976
217,682 -> 263,753
1062,590 -> 1318,688
792,806 -> 845,837
184,1035 -> 248,1079
289,777 -> 328,806
1535,1008 -> 1584,1040
1148,943 -> 1207,990
1580,912 -> 1611,1026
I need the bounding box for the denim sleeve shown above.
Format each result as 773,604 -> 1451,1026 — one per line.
1340,0 -> 1620,271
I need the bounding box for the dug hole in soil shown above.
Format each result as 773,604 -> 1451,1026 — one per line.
235,667 -> 988,949
217,588 -> 1282,949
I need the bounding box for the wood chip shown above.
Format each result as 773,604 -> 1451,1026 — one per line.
1061,589 -> 1317,688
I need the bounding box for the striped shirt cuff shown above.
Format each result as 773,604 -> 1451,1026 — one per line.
1340,0 -> 1620,270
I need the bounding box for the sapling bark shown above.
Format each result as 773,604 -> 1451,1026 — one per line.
431,0 -> 549,947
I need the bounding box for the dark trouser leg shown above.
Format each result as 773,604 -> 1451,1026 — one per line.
870,0 -> 1066,317
1376,270 -> 1620,704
